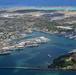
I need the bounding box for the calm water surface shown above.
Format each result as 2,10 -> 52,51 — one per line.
0,31 -> 76,75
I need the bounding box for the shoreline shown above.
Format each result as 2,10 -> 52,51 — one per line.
0,6 -> 76,11
34,29 -> 76,40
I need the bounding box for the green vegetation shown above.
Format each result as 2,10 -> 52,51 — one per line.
0,14 -> 76,34
0,10 -> 76,41
34,18 -> 65,32
48,53 -> 76,69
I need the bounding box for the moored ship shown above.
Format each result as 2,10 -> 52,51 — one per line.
0,50 -> 11,55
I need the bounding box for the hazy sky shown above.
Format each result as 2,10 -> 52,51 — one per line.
0,0 -> 75,6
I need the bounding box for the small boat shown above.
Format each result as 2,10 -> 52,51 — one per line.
27,44 -> 38,47
0,51 -> 11,55
31,44 -> 38,47
15,47 -> 24,51
15,45 -> 24,50
48,54 -> 51,57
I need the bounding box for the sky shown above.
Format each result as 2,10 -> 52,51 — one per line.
0,0 -> 76,6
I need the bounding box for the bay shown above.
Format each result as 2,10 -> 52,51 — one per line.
0,31 -> 76,75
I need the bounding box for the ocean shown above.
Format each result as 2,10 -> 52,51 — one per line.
0,0 -> 76,6
0,0 -> 76,11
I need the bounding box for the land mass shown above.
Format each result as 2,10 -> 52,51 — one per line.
0,7 -> 76,39
0,7 -> 76,69
48,51 -> 76,70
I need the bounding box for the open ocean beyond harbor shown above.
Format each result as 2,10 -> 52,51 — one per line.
0,31 -> 76,75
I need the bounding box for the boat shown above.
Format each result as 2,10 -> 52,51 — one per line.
0,51 -> 11,55
15,45 -> 24,50
27,44 -> 38,47
48,54 -> 51,57
15,47 -> 24,51
31,44 -> 38,47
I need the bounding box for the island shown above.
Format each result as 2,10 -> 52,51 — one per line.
48,51 -> 76,70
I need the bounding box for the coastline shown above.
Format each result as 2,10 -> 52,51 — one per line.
0,6 -> 76,11
48,52 -> 76,70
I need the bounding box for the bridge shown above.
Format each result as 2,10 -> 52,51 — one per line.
0,66 -> 73,70
0,66 -> 51,70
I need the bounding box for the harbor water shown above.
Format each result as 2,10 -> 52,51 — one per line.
0,30 -> 76,75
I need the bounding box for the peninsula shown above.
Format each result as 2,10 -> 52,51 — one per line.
48,51 -> 76,70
